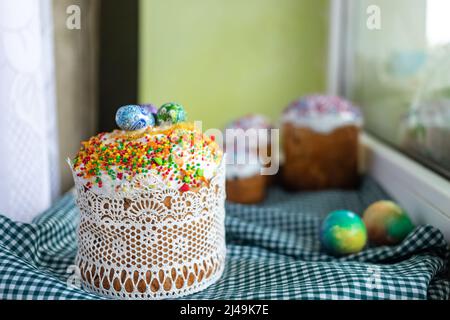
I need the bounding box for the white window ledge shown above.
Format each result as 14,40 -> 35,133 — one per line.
360,132 -> 450,241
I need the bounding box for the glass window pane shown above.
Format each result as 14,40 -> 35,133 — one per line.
348,0 -> 450,177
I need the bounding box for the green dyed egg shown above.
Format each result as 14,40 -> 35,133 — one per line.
363,200 -> 414,245
157,102 -> 186,125
320,210 -> 367,256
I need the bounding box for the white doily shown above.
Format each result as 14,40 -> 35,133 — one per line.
72,161 -> 226,300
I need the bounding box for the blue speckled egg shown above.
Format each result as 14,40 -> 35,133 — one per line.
320,210 -> 367,256
115,105 -> 155,131
157,102 -> 186,125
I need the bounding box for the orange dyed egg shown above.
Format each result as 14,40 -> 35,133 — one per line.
363,200 -> 414,245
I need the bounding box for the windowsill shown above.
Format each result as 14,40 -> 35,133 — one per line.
360,132 -> 450,241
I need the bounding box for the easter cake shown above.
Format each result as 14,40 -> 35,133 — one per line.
69,103 -> 226,299
223,114 -> 273,204
225,152 -> 266,204
281,95 -> 362,190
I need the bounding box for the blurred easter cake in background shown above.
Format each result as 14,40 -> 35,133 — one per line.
281,95 -> 363,190
224,114 -> 273,204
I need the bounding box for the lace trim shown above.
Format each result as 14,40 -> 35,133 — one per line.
73,161 -> 226,299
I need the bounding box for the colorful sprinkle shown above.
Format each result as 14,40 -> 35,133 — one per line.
179,183 -> 190,192
152,157 -> 163,166
72,122 -> 222,192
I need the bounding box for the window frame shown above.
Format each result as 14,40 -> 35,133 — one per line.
328,0 -> 450,240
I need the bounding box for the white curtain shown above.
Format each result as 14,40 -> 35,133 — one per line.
0,0 -> 59,222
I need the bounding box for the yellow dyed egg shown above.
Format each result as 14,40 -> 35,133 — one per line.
320,210 -> 367,256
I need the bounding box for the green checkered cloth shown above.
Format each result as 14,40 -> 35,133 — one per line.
0,178 -> 449,300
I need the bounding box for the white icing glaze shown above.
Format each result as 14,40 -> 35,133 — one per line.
69,157 -> 219,198
225,152 -> 262,180
223,113 -> 273,165
282,113 -> 363,133
70,124 -> 222,196
282,95 -> 363,133
225,114 -> 273,130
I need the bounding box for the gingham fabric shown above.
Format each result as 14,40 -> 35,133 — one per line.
0,178 -> 448,300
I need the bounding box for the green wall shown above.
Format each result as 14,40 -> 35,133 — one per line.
139,0 -> 329,129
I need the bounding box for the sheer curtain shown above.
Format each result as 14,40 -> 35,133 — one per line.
0,0 -> 59,222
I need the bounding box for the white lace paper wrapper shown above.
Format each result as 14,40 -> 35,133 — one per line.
70,160 -> 226,300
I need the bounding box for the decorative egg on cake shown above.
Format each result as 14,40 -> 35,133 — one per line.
363,200 -> 414,245
157,102 -> 186,125
320,210 -> 367,255
115,104 -> 155,131
140,103 -> 158,118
